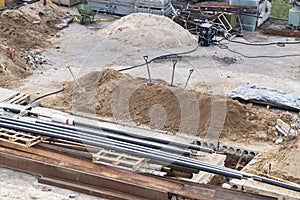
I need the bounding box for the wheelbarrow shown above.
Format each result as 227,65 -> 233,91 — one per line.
76,3 -> 96,25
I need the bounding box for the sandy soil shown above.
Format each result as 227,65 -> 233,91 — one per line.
42,69 -> 280,144
0,0 -> 66,88
245,138 -> 300,185
102,13 -> 197,50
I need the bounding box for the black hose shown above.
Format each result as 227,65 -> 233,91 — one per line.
30,87 -> 65,103
118,44 -> 199,72
217,43 -> 300,58
226,38 -> 300,47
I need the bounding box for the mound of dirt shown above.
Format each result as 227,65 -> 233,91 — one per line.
102,13 -> 197,50
245,138 -> 300,184
0,0 -> 67,87
42,69 -> 279,143
0,0 -> 66,49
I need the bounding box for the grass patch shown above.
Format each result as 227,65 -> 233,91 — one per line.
271,0 -> 292,18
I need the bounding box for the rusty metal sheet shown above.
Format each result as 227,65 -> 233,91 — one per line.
262,28 -> 300,38
38,176 -> 153,200
0,143 -> 277,200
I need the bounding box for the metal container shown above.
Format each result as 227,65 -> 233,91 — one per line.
229,0 -> 259,31
0,0 -> 4,9
289,6 -> 300,26
87,0 -> 172,15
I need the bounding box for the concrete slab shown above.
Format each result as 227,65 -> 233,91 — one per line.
181,153 -> 226,184
229,179 -> 300,200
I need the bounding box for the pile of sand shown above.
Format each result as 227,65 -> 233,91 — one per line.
102,13 -> 198,50
42,69 -> 279,143
245,138 -> 300,184
0,0 -> 67,87
0,0 -> 66,49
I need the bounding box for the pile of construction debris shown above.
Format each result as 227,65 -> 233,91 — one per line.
102,13 -> 198,50
245,136 -> 300,185
0,0 -> 69,87
22,50 -> 50,69
274,117 -> 300,144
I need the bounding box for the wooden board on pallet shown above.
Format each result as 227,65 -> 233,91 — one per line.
0,88 -> 20,102
247,99 -> 300,112
0,88 -> 30,105
93,150 -> 146,171
0,128 -> 46,147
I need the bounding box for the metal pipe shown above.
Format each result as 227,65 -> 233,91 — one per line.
0,117 -> 246,176
252,176 -> 300,193
183,69 -> 194,91
143,55 -> 154,86
71,118 -> 213,153
0,116 -> 192,156
2,117 -> 300,192
0,120 -> 243,179
0,116 -> 243,176
0,116 -> 247,177
170,60 -> 177,86
0,108 -> 213,153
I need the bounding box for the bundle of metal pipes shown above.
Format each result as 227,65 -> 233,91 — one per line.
0,115 -> 299,192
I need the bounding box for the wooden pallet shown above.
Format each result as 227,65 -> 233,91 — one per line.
4,92 -> 30,105
0,128 -> 46,147
92,150 -> 146,171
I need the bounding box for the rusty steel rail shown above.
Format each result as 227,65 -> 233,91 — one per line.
187,4 -> 258,14
0,142 -> 277,200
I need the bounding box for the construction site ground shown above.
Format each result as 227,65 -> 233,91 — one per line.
0,2 -> 300,199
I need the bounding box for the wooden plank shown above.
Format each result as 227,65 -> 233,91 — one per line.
13,94 -> 30,105
248,99 -> 300,112
0,128 -> 44,147
0,88 -> 20,102
6,93 -> 29,104
93,150 -> 146,171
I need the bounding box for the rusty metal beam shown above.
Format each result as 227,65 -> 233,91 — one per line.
0,149 -> 170,200
262,28 -> 300,38
38,177 -> 153,200
188,4 -> 257,9
0,143 -> 277,200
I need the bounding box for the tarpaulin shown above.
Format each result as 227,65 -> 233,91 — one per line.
228,84 -> 300,111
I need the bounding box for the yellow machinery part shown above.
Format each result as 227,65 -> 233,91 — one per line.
0,0 -> 4,9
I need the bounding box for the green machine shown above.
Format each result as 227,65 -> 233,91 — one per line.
77,1 -> 97,25
289,0 -> 300,26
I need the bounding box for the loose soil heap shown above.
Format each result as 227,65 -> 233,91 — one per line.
102,13 -> 198,50
0,0 -> 66,87
42,69 -> 279,143
245,138 -> 300,185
